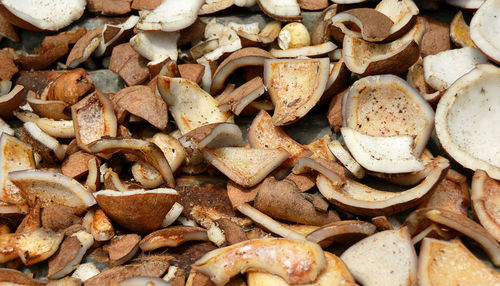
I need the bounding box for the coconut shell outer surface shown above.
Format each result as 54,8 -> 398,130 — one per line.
95,190 -> 180,233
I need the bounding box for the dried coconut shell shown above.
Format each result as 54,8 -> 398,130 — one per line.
311,4 -> 343,45
66,26 -> 104,68
26,91 -> 71,121
41,205 -> 77,232
178,64 -> 205,84
0,269 -> 46,285
91,209 -> 114,241
15,27 -> 86,70
85,260 -> 169,286
107,234 -> 140,266
419,16 -> 451,57
254,177 -> 340,226
217,77 -> 266,116
284,172 -> 317,193
115,85 -> 168,130
298,0 -> 329,10
0,13 -> 18,42
139,226 -> 209,251
131,0 -> 162,10
109,43 -> 150,86
14,70 -> 64,100
0,49 -> 17,81
215,218 -> 248,245
326,89 -> 345,133
226,180 -> 260,209
331,8 -> 394,42
87,0 -> 132,15
43,68 -> 93,105
61,151 -> 97,179
0,84 -> 23,119
450,11 -> 476,48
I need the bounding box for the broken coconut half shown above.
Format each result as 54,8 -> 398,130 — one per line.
192,238 -> 326,285
317,156 -> 449,216
418,238 -> 500,286
341,127 -> 424,174
9,169 -> 96,214
264,58 -> 330,126
471,169 -> 500,242
435,64 -> 500,180
94,188 -> 180,233
342,74 -> 434,156
0,0 -> 85,32
340,227 -> 417,286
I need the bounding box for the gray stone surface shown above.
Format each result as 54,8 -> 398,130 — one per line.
89,69 -> 126,93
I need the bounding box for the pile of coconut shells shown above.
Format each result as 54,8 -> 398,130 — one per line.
0,0 -> 499,285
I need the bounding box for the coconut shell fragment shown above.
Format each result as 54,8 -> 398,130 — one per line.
48,230 -> 93,279
140,226 -> 209,251
107,234 -> 141,266
109,43 -> 150,86
84,260 -> 169,286
0,84 -> 23,119
0,49 -> 17,81
331,8 -> 394,42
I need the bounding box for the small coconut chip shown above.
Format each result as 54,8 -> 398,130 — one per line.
139,226 -> 209,251
72,91 -> 117,152
84,260 -> 169,286
341,228 -> 417,286
423,47 -> 488,91
157,76 -> 231,134
13,228 -> 64,265
136,0 -> 204,32
450,11 -> 477,48
425,208 -> 500,266
109,43 -> 150,86
342,74 -> 434,156
0,85 -> 23,119
341,128 -> 424,174
317,157 -> 449,216
0,134 -> 35,205
48,230 -> 93,279
270,42 -> 337,58
306,220 -> 377,245
211,47 -> 274,94
292,156 -> 346,185
218,77 -> 266,115
202,147 -> 289,187
0,118 -> 14,136
193,238 -> 325,285
375,0 -> 419,40
253,177 -> 340,226
328,140 -> 364,179
257,0 -> 301,21
264,58 -> 329,126
107,234 -> 141,266
331,8 -> 394,42
435,64 -> 500,180
472,170 -> 500,242
248,110 -> 311,168
20,122 -> 65,163
9,169 -> 96,214
15,110 -> 75,139
130,30 -> 179,66
418,238 -> 500,286
93,188 -> 179,233
91,209 -> 114,241
150,133 -> 186,173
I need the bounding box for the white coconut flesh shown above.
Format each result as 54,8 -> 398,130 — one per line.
342,74 -> 434,157
435,64 -> 500,180
423,47 -> 488,91
1,0 -> 86,31
470,0 -> 500,63
341,127 -> 424,174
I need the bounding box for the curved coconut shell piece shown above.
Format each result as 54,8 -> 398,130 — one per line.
317,157 -> 449,216
342,74 -> 434,156
418,238 -> 500,286
376,0 -> 419,40
211,47 -> 274,94
217,77 -> 266,116
331,8 -> 394,42
85,260 -> 169,286
470,0 -> 500,63
157,76 -> 231,135
247,251 -> 356,286
306,220 -> 377,245
264,58 -> 330,126
139,226 -> 209,251
256,0 -> 301,22
0,268 -> 46,285
270,42 -> 337,58
14,110 -> 75,139
0,85 -> 23,119
435,64 -> 500,180
0,133 -> 34,205
9,169 -> 96,214
203,147 -> 289,187
342,17 -> 424,76
248,110 -> 311,168
192,238 -> 326,285
13,228 -> 64,265
425,208 -> 500,266
94,188 -> 180,233
340,227 -> 417,286
450,11 -> 476,48
72,91 -> 117,152
472,169 -> 500,242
